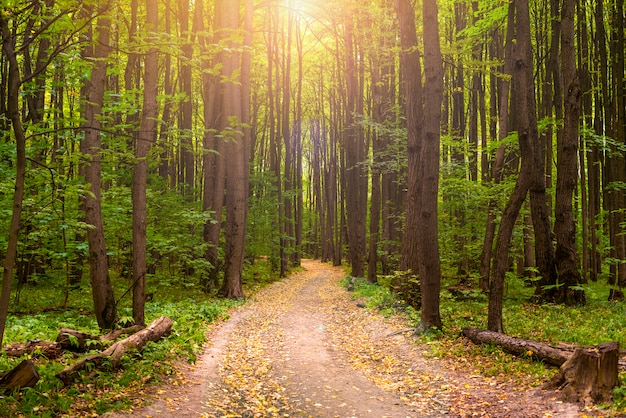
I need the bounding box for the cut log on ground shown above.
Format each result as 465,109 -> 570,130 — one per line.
462,327 -> 570,366
3,340 -> 63,358
0,360 -> 39,391
56,324 -> 144,351
56,316 -> 173,385
545,342 -> 619,404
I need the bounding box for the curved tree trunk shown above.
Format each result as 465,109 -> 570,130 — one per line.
0,15 -> 28,347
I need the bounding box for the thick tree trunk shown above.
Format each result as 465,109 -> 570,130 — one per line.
553,0 -> 585,305
343,12 -> 367,279
56,316 -> 173,385
219,0 -> 246,299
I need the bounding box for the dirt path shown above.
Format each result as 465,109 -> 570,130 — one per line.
107,260 -> 595,417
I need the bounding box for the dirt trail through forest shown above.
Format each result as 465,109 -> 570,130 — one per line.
106,260 -> 595,417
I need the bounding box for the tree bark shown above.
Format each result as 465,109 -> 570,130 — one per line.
462,327 -> 571,366
218,0 -> 247,298
553,0 -> 585,305
546,342 -> 619,405
0,14 -> 28,347
395,0 -> 422,278
179,0 -> 195,197
419,0 -> 444,330
79,3 -> 117,330
0,360 -> 39,391
131,0 -> 158,326
343,9 -> 367,279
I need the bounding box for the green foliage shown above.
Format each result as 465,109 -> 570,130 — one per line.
247,170 -> 280,262
342,276 -> 420,321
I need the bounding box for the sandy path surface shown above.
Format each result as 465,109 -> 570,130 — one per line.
106,260 -> 591,417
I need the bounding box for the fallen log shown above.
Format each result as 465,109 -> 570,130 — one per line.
545,342 -> 619,405
462,327 -> 570,366
0,360 -> 39,391
3,340 -> 63,359
56,324 -> 144,351
56,316 -> 173,385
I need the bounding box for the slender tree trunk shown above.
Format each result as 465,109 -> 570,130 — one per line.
479,24 -> 512,292
179,0 -> 194,197
419,0 -> 444,330
201,0 -> 225,291
0,15 -> 28,346
488,0 -> 538,333
343,11 -> 367,278
80,4 -> 117,330
132,0 -> 158,326
394,0 -> 422,278
612,0 -> 626,289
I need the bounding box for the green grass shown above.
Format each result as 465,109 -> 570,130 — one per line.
344,273 -> 626,414
0,258 -> 281,417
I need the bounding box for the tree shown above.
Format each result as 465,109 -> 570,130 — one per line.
488,0 -> 545,332
0,12 -> 29,346
218,0 -> 248,298
394,0 -> 443,330
79,3 -> 117,330
553,0 -> 585,305
131,0 -> 159,326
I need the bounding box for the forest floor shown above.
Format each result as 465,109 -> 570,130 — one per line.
105,260 -> 606,417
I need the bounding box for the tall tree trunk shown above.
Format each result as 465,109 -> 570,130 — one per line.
488,0 -> 538,333
218,0 -> 246,299
200,0 -> 225,291
132,0 -> 158,326
394,0 -> 422,278
419,0 -> 444,330
612,0 -> 626,289
179,0 -> 194,197
80,4 -> 117,330
0,14 -> 28,346
343,10 -> 367,278
553,0 -> 585,305
479,23 -> 512,292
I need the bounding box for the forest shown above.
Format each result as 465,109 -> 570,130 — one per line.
1,0 -> 626,415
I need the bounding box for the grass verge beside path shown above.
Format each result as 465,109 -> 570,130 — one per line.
0,261 -> 279,417
344,274 -> 626,416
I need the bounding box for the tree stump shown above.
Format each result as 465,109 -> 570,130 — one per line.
545,342 -> 619,404
0,360 -> 39,391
